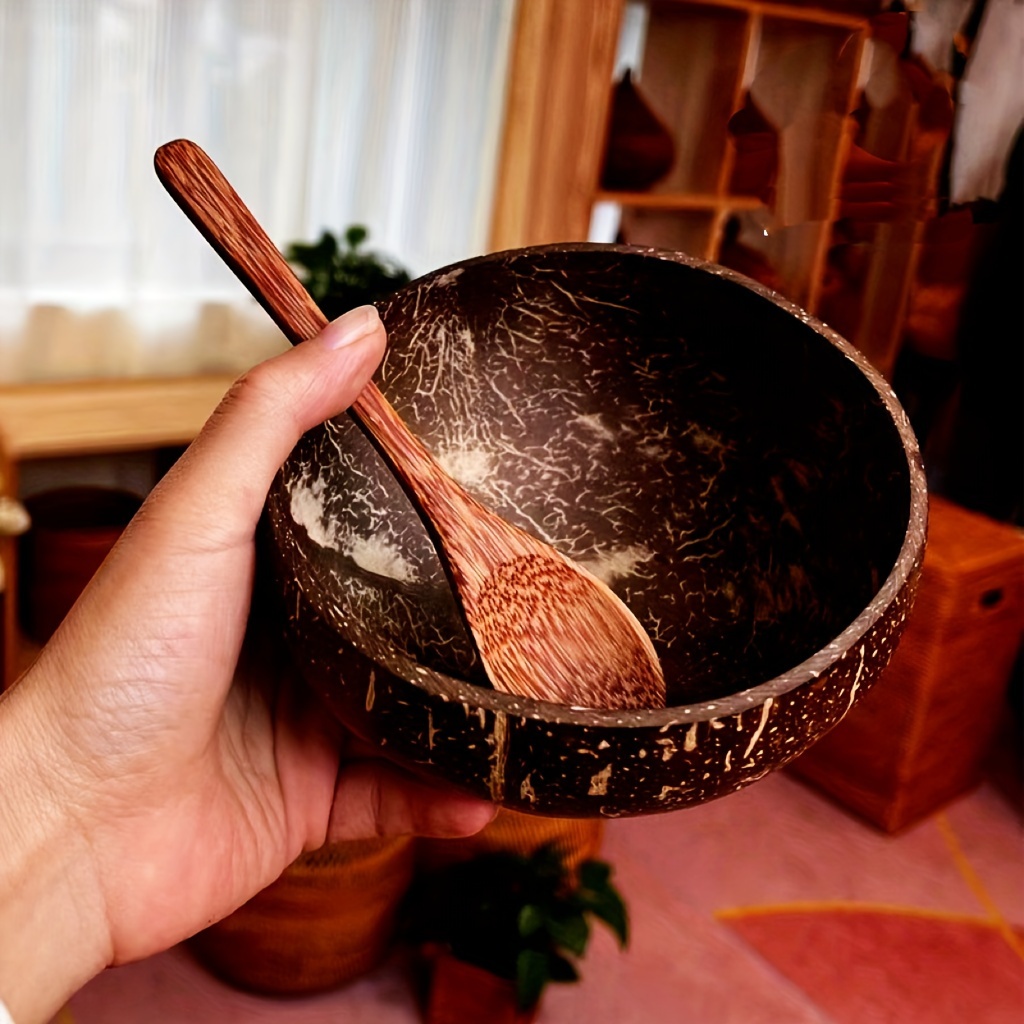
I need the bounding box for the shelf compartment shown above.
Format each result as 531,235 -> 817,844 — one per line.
595,189 -> 762,211
618,207 -> 718,259
652,0 -> 867,31
751,15 -> 865,227
636,2 -> 752,196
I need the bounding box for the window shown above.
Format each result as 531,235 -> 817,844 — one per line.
0,0 -> 515,378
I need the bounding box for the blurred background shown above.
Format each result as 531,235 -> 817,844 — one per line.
0,0 -> 515,377
0,0 -> 1019,521
0,1 -> 1020,1022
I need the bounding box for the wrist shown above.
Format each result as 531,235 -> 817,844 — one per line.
0,677 -> 111,1024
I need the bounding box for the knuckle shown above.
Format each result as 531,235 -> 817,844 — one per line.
217,360 -> 315,435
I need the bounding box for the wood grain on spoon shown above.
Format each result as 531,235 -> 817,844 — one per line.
154,139 -> 665,710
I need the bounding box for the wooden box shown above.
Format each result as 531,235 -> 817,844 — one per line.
791,496 -> 1024,831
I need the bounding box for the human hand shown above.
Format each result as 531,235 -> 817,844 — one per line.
0,305 -> 495,1023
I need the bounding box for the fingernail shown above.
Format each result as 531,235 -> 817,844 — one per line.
321,305 -> 381,349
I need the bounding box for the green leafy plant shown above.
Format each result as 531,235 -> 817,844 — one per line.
284,225 -> 410,319
401,845 -> 629,1010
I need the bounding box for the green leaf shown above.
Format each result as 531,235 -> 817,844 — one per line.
547,952 -> 580,983
518,904 -> 544,938
282,225 -> 408,311
579,860 -> 612,890
345,224 -> 368,250
546,911 -> 590,957
516,949 -> 549,1009
581,888 -> 629,947
284,232 -> 338,286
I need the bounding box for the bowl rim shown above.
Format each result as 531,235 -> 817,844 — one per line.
308,241 -> 928,728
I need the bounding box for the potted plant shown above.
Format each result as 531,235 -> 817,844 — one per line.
401,844 -> 629,1023
284,224 -> 410,318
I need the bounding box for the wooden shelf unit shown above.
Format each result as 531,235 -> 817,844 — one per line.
0,373 -> 237,686
490,0 -> 947,379
594,190 -> 763,211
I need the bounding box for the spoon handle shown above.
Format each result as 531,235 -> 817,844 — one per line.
154,139 -> 472,533
155,139 -> 326,345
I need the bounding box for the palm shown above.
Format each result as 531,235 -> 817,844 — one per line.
36,528 -> 340,964
98,681 -> 335,964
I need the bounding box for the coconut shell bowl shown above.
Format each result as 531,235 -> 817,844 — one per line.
263,243 -> 927,818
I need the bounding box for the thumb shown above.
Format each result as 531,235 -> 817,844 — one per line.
151,304 -> 386,541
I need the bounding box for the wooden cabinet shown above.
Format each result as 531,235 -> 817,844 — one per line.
0,374 -> 236,687
490,0 -> 949,379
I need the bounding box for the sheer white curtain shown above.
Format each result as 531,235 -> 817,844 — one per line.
0,0 -> 515,379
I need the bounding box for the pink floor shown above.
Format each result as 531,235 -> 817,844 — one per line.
59,765 -> 1023,1024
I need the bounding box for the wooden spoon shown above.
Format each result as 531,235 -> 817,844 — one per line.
154,139 -> 665,710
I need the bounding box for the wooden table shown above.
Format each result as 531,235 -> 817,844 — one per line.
0,373 -> 237,686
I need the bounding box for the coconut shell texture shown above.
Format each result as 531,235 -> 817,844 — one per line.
264,244 -> 926,818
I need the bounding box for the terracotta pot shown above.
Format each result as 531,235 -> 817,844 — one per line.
19,487 -> 142,644
188,835 -> 415,995
426,952 -> 538,1024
